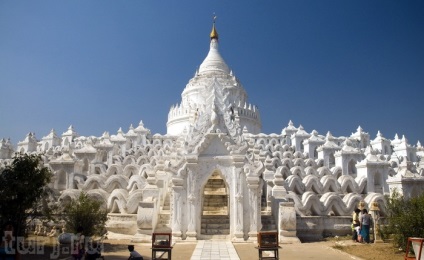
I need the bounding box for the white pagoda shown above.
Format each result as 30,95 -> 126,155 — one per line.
1,20 -> 423,243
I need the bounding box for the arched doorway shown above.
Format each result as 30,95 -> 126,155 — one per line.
201,171 -> 230,236
374,171 -> 383,193
348,159 -> 357,176
82,158 -> 89,174
56,170 -> 67,191
329,153 -> 335,168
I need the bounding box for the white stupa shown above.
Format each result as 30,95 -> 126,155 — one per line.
1,19 -> 423,243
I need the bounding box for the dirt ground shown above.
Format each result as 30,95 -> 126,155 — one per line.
17,236 -> 195,260
335,241 -> 406,260
12,235 -> 409,260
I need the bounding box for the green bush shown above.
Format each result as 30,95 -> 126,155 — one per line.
384,190 -> 424,250
61,192 -> 108,237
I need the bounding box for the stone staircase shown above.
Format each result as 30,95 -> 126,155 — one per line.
261,192 -> 268,212
203,194 -> 228,215
260,186 -> 277,231
260,212 -> 277,231
201,172 -> 229,235
201,215 -> 230,235
156,193 -> 171,231
202,173 -> 228,215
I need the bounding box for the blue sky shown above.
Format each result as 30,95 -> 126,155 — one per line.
1,1 -> 423,147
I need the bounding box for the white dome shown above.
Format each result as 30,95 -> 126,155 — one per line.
198,39 -> 230,75
166,22 -> 261,136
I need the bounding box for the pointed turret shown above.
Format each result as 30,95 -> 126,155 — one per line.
167,17 -> 261,136
198,17 -> 229,75
210,16 -> 219,40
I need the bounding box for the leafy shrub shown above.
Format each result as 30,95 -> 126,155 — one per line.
384,190 -> 424,250
61,192 -> 108,237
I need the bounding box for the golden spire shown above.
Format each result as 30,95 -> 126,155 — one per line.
210,15 -> 218,40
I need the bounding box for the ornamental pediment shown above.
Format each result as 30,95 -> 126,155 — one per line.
198,135 -> 231,157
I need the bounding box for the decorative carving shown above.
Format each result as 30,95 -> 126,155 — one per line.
137,201 -> 155,230
172,191 -> 181,231
188,193 -> 196,204
235,192 -> 243,202
187,169 -> 197,234
235,168 -> 244,233
249,186 -> 258,230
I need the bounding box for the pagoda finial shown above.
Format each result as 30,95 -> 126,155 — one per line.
210,14 -> 218,40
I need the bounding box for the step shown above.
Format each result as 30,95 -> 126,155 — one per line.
203,190 -> 227,195
201,223 -> 230,229
201,219 -> 229,223
203,206 -> 228,210
203,198 -> 227,202
203,199 -> 227,203
164,198 -> 170,204
201,218 -> 229,223
200,212 -> 230,235
204,184 -> 224,189
261,225 -> 277,231
203,195 -> 227,200
158,212 -> 171,226
201,217 -> 230,223
203,209 -> 228,214
204,196 -> 226,200
261,210 -> 272,216
159,214 -> 170,220
201,229 -> 230,235
198,234 -> 231,240
204,194 -> 227,197
205,180 -> 224,184
158,220 -> 170,225
163,201 -> 170,209
203,201 -> 227,206
203,206 -> 228,212
203,212 -> 228,215
261,220 -> 275,225
162,195 -> 171,210
261,215 -> 277,231
206,178 -> 224,182
160,209 -> 170,215
203,208 -> 228,212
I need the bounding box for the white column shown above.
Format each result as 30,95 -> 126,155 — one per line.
233,167 -> 244,241
171,178 -> 184,240
186,168 -> 198,240
247,176 -> 261,241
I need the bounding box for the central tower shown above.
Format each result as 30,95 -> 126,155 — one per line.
166,20 -> 261,136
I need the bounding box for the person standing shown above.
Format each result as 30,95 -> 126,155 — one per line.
360,209 -> 372,243
352,208 -> 361,242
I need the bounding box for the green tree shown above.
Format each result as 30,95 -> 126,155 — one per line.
0,153 -> 52,236
62,192 -> 108,237
384,190 -> 424,250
